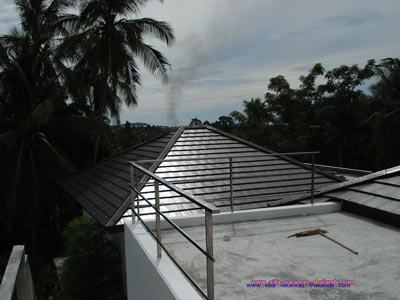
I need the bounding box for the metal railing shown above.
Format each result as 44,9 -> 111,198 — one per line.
134,151 -> 319,210
304,163 -> 372,176
128,151 -> 318,299
0,245 -> 36,300
129,161 -> 220,300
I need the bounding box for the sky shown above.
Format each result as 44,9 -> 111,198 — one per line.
1,0 -> 399,126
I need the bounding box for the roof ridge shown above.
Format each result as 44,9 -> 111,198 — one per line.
107,127 -> 186,226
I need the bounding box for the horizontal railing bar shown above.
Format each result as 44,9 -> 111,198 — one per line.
141,174 -> 325,185
133,212 -> 209,300
129,184 -> 215,262
129,162 -> 220,213
135,201 -> 195,208
133,152 -> 320,164
211,190 -> 320,202
130,190 -> 320,217
135,188 -> 320,204
139,183 -> 320,197
122,208 -> 202,218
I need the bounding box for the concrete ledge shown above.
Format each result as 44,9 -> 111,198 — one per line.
124,221 -> 202,300
145,202 -> 342,231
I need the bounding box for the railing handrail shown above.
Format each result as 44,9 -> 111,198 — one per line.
0,246 -> 24,300
129,194 -> 211,300
129,161 -> 220,213
127,151 -> 319,300
129,161 -> 218,300
0,245 -> 36,300
129,184 -> 215,261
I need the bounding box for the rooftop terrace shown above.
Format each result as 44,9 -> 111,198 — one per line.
160,211 -> 400,300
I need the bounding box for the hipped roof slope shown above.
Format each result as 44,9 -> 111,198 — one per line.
58,130 -> 177,226
315,165 -> 400,216
59,126 -> 341,226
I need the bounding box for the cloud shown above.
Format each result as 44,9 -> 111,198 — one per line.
1,0 -> 399,126
322,12 -> 384,28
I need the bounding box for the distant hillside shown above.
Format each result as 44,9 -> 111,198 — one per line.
130,122 -> 150,127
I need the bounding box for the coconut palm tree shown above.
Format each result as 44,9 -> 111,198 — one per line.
58,0 -> 175,162
0,0 -> 75,256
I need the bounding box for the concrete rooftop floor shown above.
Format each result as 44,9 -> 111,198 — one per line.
162,211 -> 400,300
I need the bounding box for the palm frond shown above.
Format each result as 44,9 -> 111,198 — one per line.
37,133 -> 75,174
31,98 -> 54,129
134,43 -> 170,83
123,18 -> 174,45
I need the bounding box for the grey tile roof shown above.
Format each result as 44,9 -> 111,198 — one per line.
58,130 -> 177,226
119,126 -> 341,224
59,125 -> 342,226
313,165 -> 400,216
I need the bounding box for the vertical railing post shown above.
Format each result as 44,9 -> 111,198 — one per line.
130,164 -> 136,222
229,157 -> 233,212
154,180 -> 162,258
205,210 -> 214,300
135,169 -> 140,217
311,153 -> 315,205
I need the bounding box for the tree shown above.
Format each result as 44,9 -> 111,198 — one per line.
0,0 -> 75,256
58,0 -> 175,162
60,217 -> 125,300
212,115 -> 235,132
190,117 -> 202,125
370,58 -> 400,168
265,76 -> 309,151
227,98 -> 274,147
218,60 -> 382,170
315,60 -> 375,167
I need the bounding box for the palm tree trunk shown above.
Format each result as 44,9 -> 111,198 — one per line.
93,130 -> 101,163
29,149 -> 38,258
93,63 -> 109,163
338,144 -> 343,167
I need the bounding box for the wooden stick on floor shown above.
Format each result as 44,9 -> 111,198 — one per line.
319,233 -> 358,255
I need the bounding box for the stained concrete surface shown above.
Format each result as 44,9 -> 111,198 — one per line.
161,212 -> 400,300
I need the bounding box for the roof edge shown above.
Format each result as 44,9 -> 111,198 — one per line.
106,127 -> 186,226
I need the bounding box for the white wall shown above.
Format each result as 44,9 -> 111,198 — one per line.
142,202 -> 341,231
107,231 -> 126,293
124,221 -> 202,300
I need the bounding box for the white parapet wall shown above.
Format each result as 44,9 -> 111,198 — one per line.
124,221 -> 202,300
124,202 -> 341,299
143,202 -> 342,231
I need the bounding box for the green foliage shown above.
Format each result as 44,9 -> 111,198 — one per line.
30,256 -> 61,300
57,0 -> 175,162
204,59 -> 399,171
190,118 -> 202,126
369,58 -> 400,168
60,217 -> 125,300
0,0 -> 174,263
0,0 -> 77,257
